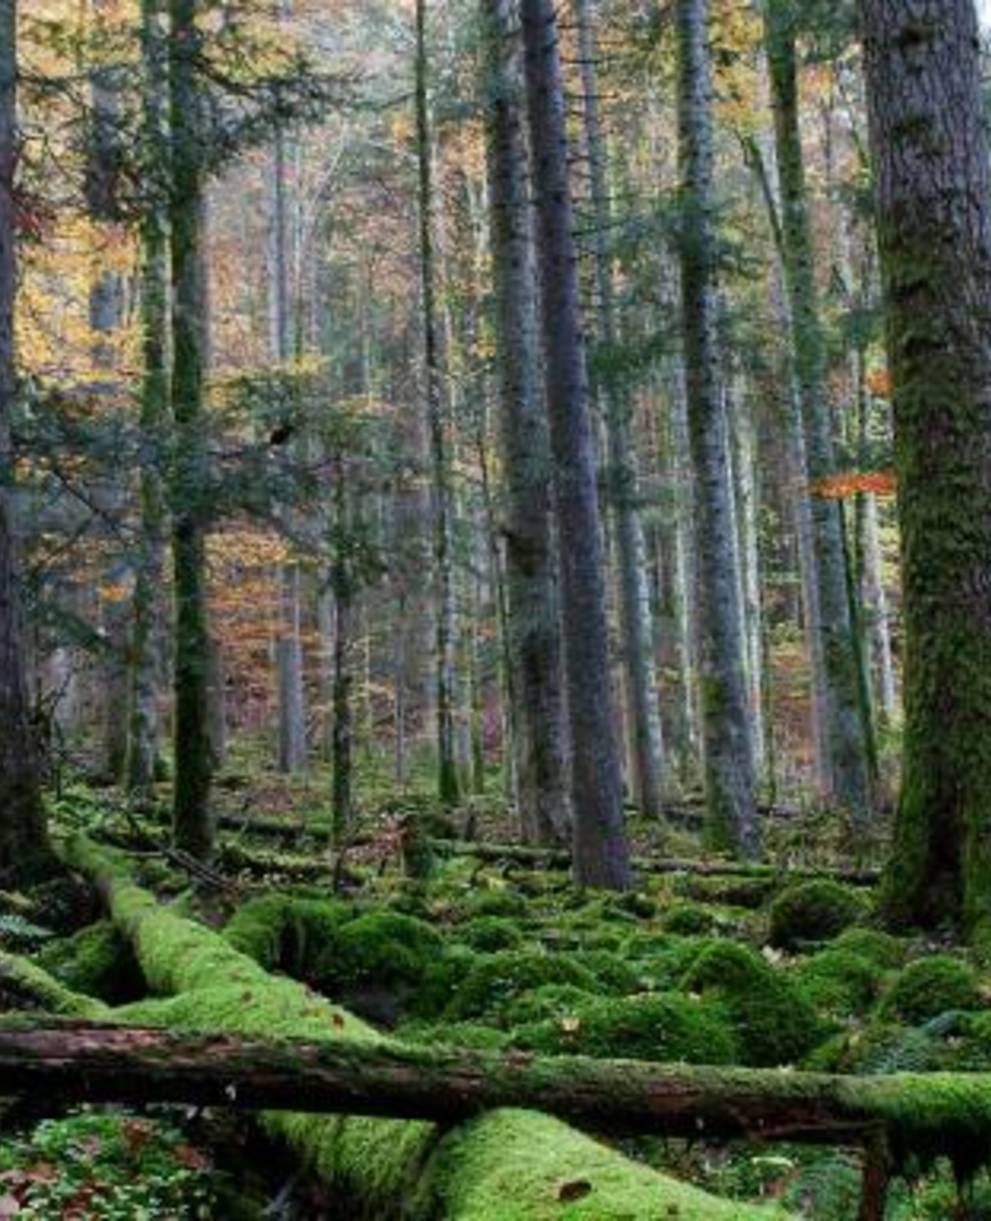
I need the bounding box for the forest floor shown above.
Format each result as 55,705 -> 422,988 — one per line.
0,742 -> 986,1218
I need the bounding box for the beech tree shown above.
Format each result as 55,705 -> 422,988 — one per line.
863,0 -> 991,936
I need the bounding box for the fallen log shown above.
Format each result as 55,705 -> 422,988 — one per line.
0,1020 -> 988,1157
58,834 -> 787,1220
427,839 -> 881,886
0,951 -> 109,1020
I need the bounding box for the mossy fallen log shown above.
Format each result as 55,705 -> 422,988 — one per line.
57,833 -> 786,1220
3,1020 -> 991,1157
428,839 -> 880,886
0,949 -> 110,1019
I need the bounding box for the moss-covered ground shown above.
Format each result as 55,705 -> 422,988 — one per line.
9,764 -> 991,1217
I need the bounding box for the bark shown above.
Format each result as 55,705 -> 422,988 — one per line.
415,0 -> 459,807
170,0 -> 214,859
765,0 -> 871,821
0,1022 -> 974,1152
676,0 -> 758,858
573,0 -> 666,819
861,492 -> 896,724
482,0 -> 568,846
0,0 -> 54,883
331,451 -> 353,840
125,2 -> 168,798
862,0 -> 991,935
521,0 -> 631,889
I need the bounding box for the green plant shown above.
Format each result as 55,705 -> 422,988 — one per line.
882,955 -> 980,1024
768,880 -> 868,949
0,1110 -> 215,1219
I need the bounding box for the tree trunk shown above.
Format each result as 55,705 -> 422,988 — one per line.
0,0 -> 53,882
862,0 -> 991,936
520,0 -> 631,889
126,5 -> 168,799
573,0 -> 665,819
331,451 -> 353,842
676,0 -> 758,858
415,0 -> 459,807
765,0 -> 871,822
482,0 -> 569,846
170,0 -> 214,859
861,492 -> 896,725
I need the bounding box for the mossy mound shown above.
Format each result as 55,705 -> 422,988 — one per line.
446,951 -> 598,1025
35,920 -> 144,1005
397,1019 -> 509,1052
674,874 -> 778,910
457,916 -> 525,953
883,955 -> 980,1024
623,933 -> 712,989
768,880 -> 868,950
459,889 -> 528,921
568,951 -> 641,995
794,949 -> 879,1018
511,992 -> 738,1065
681,941 -> 820,1066
224,894 -> 354,977
831,927 -> 907,969
502,983 -> 597,1027
662,902 -> 722,935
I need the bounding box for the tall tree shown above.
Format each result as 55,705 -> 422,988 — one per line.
482,0 -> 569,845
0,0 -> 54,882
126,0 -> 169,797
573,0 -> 666,820
520,0 -> 630,888
170,0 -> 214,858
676,0 -> 758,857
764,0 -> 872,822
863,0 -> 991,935
415,0 -> 459,806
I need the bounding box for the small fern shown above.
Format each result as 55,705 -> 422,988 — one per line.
860,1010 -> 967,1076
0,914 -> 55,949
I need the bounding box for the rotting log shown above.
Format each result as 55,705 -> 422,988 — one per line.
0,1021 -> 988,1157
0,951 -> 109,1020
56,834 -> 788,1220
428,839 -> 880,886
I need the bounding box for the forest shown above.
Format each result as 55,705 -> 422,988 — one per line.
1,0 -> 990,1215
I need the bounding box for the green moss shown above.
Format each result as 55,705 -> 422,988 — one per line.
768,880 -> 868,950
674,874 -> 778,910
410,1108 -> 786,1219
681,941 -> 820,1066
794,949 -> 879,1018
568,951 -> 640,995
458,917 -> 524,953
408,945 -> 479,1019
36,921 -> 144,1005
623,932 -> 713,989
501,984 -> 596,1027
461,889 -> 528,920
397,1019 -> 509,1052
224,894 -> 354,977
512,992 -> 737,1065
0,949 -> 110,1019
446,951 -> 598,1026
662,902 -> 721,935
882,955 -> 980,1023
332,911 -> 444,990
59,838 -> 781,1221
831,927 -> 907,969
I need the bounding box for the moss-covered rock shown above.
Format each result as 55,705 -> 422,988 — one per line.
457,916 -> 524,953
882,955 -> 980,1024
681,941 -> 820,1066
333,911 -> 444,990
446,951 -> 598,1025
408,945 -> 479,1020
511,992 -> 737,1065
768,880 -> 868,950
794,949 -> 879,1018
224,894 -> 354,977
831,927 -> 907,969
36,921 -> 144,1006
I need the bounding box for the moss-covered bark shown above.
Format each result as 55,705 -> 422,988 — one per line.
0,950 -> 109,1020
59,835 -> 785,1219
863,0 -> 991,938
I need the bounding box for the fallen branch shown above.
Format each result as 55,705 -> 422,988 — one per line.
427,839 -> 880,886
0,1021 -> 985,1156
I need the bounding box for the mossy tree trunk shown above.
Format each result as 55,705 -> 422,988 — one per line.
676,0 -> 758,859
520,0 -> 631,889
863,0 -> 991,936
0,0 -> 54,883
482,0 -> 569,846
126,0 -> 169,798
169,0 -> 214,859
